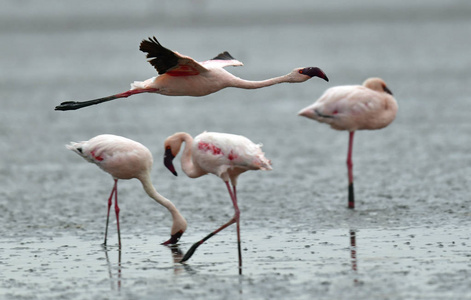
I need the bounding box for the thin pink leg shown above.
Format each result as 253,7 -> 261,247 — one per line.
231,185 -> 242,275
114,181 -> 121,248
55,88 -> 159,111
104,179 -> 118,246
114,88 -> 159,99
232,185 -> 237,200
180,181 -> 242,275
347,131 -> 355,209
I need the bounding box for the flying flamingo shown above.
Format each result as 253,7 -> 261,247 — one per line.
55,36 -> 328,111
66,134 -> 187,247
163,131 -> 272,274
298,77 -> 397,209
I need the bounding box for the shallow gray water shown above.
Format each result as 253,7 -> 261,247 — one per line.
2,226 -> 469,299
1,1 -> 471,299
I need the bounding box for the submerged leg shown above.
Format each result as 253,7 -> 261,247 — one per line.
347,131 -> 355,209
103,179 -> 118,246
54,88 -> 159,111
180,181 -> 239,266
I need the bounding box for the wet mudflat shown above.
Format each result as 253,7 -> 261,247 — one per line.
1,1 -> 471,299
1,225 -> 470,299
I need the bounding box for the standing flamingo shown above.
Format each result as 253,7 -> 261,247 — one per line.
163,131 -> 272,274
66,134 -> 187,247
55,36 -> 328,111
298,77 -> 397,209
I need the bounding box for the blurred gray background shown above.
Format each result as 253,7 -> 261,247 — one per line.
1,1 -> 471,299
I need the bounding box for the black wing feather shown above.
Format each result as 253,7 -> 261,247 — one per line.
139,37 -> 179,75
212,51 -> 236,61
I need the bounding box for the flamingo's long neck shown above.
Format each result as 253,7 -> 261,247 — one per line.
177,133 -> 207,178
140,175 -> 187,235
230,73 -> 292,90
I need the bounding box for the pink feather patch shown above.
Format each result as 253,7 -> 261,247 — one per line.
91,150 -> 104,161
198,142 -> 223,155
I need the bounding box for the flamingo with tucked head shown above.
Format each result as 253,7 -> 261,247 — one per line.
298,78 -> 398,209
163,131 -> 272,275
66,134 -> 187,247
55,36 -> 328,111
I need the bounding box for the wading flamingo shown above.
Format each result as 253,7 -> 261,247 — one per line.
163,131 -> 272,275
298,78 -> 397,209
66,134 -> 187,247
55,36 -> 328,111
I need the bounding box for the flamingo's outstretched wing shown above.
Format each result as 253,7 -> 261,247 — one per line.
201,51 -> 244,69
140,36 -> 208,76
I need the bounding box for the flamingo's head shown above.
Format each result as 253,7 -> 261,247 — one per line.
163,132 -> 189,176
162,230 -> 184,246
161,215 -> 187,246
363,77 -> 393,95
164,145 -> 178,176
293,67 -> 329,82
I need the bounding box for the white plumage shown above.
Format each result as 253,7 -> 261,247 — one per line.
67,134 -> 187,247
163,131 -> 272,274
55,36 -> 328,111
298,77 -> 398,209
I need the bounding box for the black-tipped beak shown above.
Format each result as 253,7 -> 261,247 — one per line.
300,67 -> 329,82
164,147 -> 178,176
161,230 -> 184,246
383,85 -> 393,95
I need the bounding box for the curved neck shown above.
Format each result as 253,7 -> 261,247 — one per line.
177,133 -> 207,178
230,73 -> 292,89
140,174 -> 187,235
